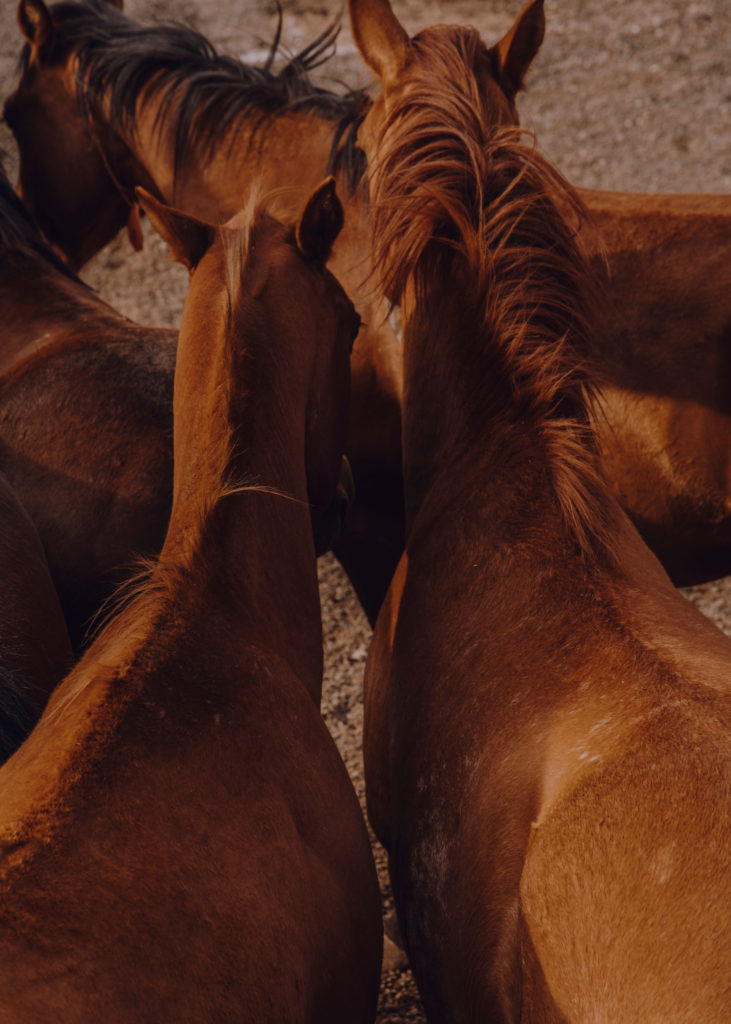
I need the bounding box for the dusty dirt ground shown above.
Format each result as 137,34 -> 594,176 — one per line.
0,0 -> 729,1020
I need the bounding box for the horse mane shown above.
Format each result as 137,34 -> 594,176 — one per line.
0,155 -> 78,280
39,0 -> 368,190
369,28 -> 613,558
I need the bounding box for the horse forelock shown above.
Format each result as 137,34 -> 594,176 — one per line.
48,0 -> 368,188
368,28 -> 614,559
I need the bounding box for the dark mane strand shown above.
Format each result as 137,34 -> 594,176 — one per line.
0,154 -> 79,280
369,28 -> 613,558
46,0 -> 368,191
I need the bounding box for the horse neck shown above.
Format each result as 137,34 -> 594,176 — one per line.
112,91 -> 346,222
400,288 -> 502,528
0,254 -> 120,374
400,280 -> 605,559
159,265 -> 323,702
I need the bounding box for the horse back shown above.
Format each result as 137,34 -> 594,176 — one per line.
0,624 -> 381,1023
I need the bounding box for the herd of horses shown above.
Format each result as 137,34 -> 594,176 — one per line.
0,0 -> 728,1019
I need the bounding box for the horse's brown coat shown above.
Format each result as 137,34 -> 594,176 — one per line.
0,472 -> 72,759
9,0 -> 731,592
6,0 -> 403,622
0,161 -> 176,651
349,1 -> 731,1019
0,183 -> 382,1022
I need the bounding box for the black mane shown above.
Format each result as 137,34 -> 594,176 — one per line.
43,0 -> 368,189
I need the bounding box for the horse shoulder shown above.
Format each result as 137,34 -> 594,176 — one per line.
520,706 -> 730,1022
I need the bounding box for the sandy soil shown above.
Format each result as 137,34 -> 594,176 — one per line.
0,1 -> 728,1020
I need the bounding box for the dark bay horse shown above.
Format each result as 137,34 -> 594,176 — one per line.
349,0 -> 730,1019
7,0 -> 404,622
0,157 -> 176,651
0,472 -> 72,760
0,179 -> 382,1021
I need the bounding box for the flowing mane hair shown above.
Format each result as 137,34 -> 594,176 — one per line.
32,0 -> 368,189
368,27 -> 613,559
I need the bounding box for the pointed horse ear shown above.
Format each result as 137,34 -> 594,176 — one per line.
296,177 -> 344,265
17,0 -> 53,53
348,0 -> 413,94
493,0 -> 545,100
126,203 -> 145,253
135,188 -> 215,270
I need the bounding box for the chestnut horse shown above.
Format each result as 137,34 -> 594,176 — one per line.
0,179 -> 382,1021
6,0 -> 404,622
478,0 -> 731,586
0,156 -> 177,651
351,0 -> 731,585
0,472 -> 72,760
350,1 -> 730,1020
9,0 -> 731,592
11,0 -> 731,589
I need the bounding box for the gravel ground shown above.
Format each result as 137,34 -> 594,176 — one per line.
0,1 -> 728,1020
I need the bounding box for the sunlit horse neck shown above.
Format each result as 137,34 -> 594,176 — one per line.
368,74 -> 610,556
124,183 -> 357,701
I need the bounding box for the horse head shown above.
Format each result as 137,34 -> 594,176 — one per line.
6,0 -> 145,269
349,0 -> 544,156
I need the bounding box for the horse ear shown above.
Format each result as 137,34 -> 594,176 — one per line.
493,0 -> 545,100
135,188 -> 215,270
348,0 -> 413,93
296,177 -> 344,265
126,203 -> 144,253
17,0 -> 53,52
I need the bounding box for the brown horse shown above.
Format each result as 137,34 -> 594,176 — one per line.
0,179 -> 382,1022
357,0 -> 731,585
9,2 -> 731,592
0,157 -> 353,652
350,1 -> 730,1020
0,472 -> 72,760
0,156 -> 177,651
6,0 -> 404,623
